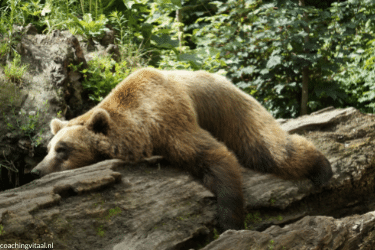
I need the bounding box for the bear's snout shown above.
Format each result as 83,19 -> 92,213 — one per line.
31,157 -> 55,178
31,168 -> 42,178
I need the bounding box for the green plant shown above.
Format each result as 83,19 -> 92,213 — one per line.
70,13 -> 109,42
268,239 -> 275,250
109,10 -> 130,45
97,225 -> 105,237
270,198 -> 276,205
0,0 -> 25,60
56,110 -> 63,118
0,224 -> 5,236
18,0 -> 45,30
78,55 -> 134,102
4,53 -> 29,83
213,228 -> 220,240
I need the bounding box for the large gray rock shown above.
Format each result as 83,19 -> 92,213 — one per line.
202,213 -> 375,250
0,107 -> 375,249
0,28 -> 117,190
0,159 -> 215,250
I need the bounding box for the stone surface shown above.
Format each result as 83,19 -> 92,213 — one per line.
0,159 -> 216,250
1,28 -> 375,248
202,213 -> 375,250
278,106 -> 358,133
0,29 -> 118,190
0,107 -> 375,249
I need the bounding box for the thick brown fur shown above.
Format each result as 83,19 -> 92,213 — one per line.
32,68 -> 333,231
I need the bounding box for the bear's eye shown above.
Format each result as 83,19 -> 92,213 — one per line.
55,147 -> 66,153
55,142 -> 70,155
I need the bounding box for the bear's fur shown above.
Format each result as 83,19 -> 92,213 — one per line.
31,68 -> 333,231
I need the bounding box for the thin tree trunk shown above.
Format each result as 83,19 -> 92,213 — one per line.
299,0 -> 309,116
301,67 -> 309,115
176,9 -> 183,48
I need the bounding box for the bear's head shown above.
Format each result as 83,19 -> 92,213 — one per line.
31,109 -> 112,177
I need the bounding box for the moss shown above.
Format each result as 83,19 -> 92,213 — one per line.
105,207 -> 122,220
246,212 -> 263,224
245,211 -> 284,229
0,224 -> 5,236
97,225 -> 105,237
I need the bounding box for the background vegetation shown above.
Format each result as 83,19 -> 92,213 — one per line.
1,0 -> 375,118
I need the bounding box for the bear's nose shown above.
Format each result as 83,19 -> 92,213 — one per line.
31,169 -> 41,178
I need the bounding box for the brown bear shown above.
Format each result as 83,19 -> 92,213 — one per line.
31,68 -> 333,231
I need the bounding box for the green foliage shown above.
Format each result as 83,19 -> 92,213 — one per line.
193,0 -> 349,118
157,47 -> 226,73
331,0 -> 375,113
0,0 -> 24,60
4,53 -> 28,83
18,0 -> 45,29
79,55 -> 134,102
1,0 -> 375,117
70,13 -> 109,41
334,40 -> 375,113
109,11 -> 130,45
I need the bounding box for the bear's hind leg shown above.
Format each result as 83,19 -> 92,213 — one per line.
166,129 -> 245,231
286,134 -> 333,187
201,145 -> 245,231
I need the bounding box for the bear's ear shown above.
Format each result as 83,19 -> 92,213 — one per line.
87,108 -> 111,135
51,119 -> 69,135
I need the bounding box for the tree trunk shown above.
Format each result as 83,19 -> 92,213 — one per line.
299,0 -> 309,116
301,67 -> 309,116
176,9 -> 183,48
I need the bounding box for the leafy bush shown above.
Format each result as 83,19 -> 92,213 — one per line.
193,0 -> 348,118
0,0 -> 25,60
157,47 -> 226,74
109,11 -> 130,45
70,13 -> 109,41
79,55 -> 135,102
330,0 -> 375,113
334,39 -> 375,113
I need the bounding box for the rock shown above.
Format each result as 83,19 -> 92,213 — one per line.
68,35 -> 88,69
101,29 -> 115,47
24,23 -> 38,35
0,29 -> 116,190
201,213 -> 375,250
106,44 -> 121,62
1,28 -> 375,248
242,108 -> 375,233
279,106 -> 358,133
0,159 -> 216,250
0,107 -> 375,249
